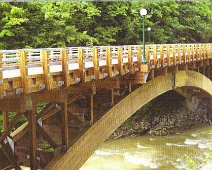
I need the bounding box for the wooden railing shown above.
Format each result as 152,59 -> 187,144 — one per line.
0,43 -> 211,98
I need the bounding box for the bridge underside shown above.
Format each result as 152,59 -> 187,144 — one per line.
0,52 -> 212,170
45,70 -> 212,170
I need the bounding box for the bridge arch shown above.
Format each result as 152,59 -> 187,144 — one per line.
46,70 -> 212,170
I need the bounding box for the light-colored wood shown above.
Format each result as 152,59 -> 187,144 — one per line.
42,50 -> 51,90
137,46 -> 142,69
93,48 -> 99,80
177,44 -> 181,64
2,111 -> 8,131
20,50 -> 29,94
187,44 -> 191,63
172,45 -> 176,65
106,47 -> 112,77
118,47 -> 123,75
182,44 -> 186,63
128,46 -> 133,73
78,48 -> 85,82
160,45 -> 164,67
166,45 -> 170,66
61,49 -> 69,87
191,44 -> 195,62
153,45 -> 157,68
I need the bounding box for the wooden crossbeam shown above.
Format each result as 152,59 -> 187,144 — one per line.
1,143 -> 21,170
0,112 -> 23,145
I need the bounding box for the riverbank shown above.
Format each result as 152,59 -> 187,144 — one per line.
109,91 -> 212,139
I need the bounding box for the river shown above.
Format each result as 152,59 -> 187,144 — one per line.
80,125 -> 212,170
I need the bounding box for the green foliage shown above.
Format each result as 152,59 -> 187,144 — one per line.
0,1 -> 211,50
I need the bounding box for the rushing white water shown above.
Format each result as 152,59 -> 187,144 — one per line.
81,125 -> 212,170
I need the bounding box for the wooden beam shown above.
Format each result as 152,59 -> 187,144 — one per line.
111,89 -> 114,106
96,77 -> 120,89
118,47 -> 124,75
37,123 -> 58,149
68,81 -> 96,95
1,143 -> 21,170
93,48 -> 99,80
90,95 -> 94,125
172,45 -> 176,65
177,44 -> 181,64
160,45 -> 164,67
61,98 -> 69,148
106,47 -> 112,77
128,46 -> 133,73
2,111 -> 8,131
78,48 -> 85,82
61,49 -> 69,87
20,50 -> 29,94
42,50 -> 51,90
166,45 -> 170,66
153,45 -> 157,69
0,112 -> 23,144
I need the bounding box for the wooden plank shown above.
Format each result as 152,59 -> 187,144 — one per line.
20,50 -> 29,94
68,81 -> 96,95
90,95 -> 94,125
166,45 -> 170,66
187,44 -> 191,63
195,44 -> 199,61
93,48 -> 99,80
96,77 -> 120,89
78,48 -> 85,82
37,123 -> 58,149
61,49 -> 69,87
28,102 -> 37,170
1,143 -> 21,170
0,112 -> 23,144
128,46 -> 133,73
153,45 -> 157,69
2,111 -> 8,131
0,51 -> 3,99
106,47 -> 112,77
191,44 -> 195,62
137,46 -> 142,69
160,45 -> 164,67
145,46 -> 150,64
42,50 -> 51,90
118,47 -> 123,75
172,45 -> 176,65
61,98 -> 69,148
177,44 -> 181,64
182,44 -> 186,63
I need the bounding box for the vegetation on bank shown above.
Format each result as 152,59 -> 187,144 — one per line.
0,1 -> 211,50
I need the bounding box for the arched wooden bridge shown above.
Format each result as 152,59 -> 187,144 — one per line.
0,43 -> 211,170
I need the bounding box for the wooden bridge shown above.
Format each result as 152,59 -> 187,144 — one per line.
0,43 -> 211,170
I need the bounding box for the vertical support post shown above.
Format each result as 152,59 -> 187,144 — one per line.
202,44 -> 205,61
90,94 -> 94,125
177,44 -> 181,65
191,44 -> 195,62
78,48 -> 85,82
187,44 -> 191,63
128,46 -> 133,73
153,45 -> 157,69
182,44 -> 186,63
42,50 -> 51,90
128,82 -> 132,93
145,45 -> 150,64
0,51 -> 3,99
160,45 -> 164,67
137,46 -> 142,69
29,101 -> 37,170
20,50 -> 29,94
150,69 -> 154,80
106,47 -> 112,77
172,45 -> 176,66
61,96 -> 69,148
111,89 -> 114,106
93,47 -> 99,80
118,47 -> 123,75
166,45 -> 170,66
195,44 -> 199,61
61,49 -> 69,87
3,111 -> 8,131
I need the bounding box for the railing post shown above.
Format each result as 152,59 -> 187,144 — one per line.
153,45 -> 157,69
145,45 -> 150,64
93,47 -> 99,80
177,44 -> 181,64
187,44 -> 191,63
128,46 -> 133,73
20,50 -> 29,94
159,45 -> 164,67
172,45 -> 176,66
137,46 -> 142,69
195,44 -> 199,61
182,44 -> 186,63
106,47 -> 112,77
42,50 -> 51,90
191,44 -> 195,62
166,45 -> 170,66
118,46 -> 123,75
78,48 -> 85,82
61,49 -> 69,87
